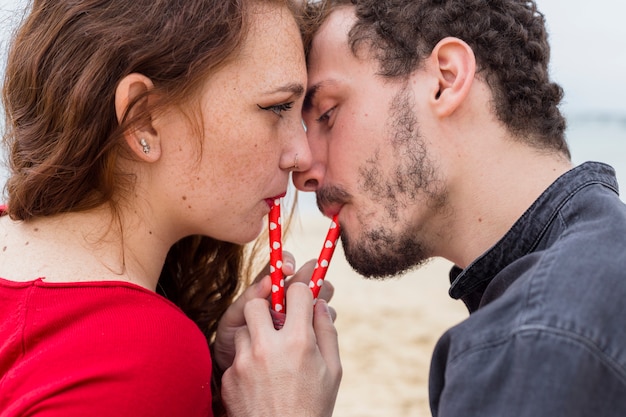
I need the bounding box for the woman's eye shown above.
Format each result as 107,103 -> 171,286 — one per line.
258,102 -> 294,117
316,106 -> 336,124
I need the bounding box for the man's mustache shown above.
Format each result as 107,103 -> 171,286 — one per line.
316,185 -> 351,212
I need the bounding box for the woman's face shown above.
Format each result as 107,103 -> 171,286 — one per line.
153,4 -> 309,244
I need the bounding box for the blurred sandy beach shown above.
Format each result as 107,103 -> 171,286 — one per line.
286,209 -> 469,417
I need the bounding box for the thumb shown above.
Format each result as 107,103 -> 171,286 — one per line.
213,275 -> 272,372
221,275 -> 271,328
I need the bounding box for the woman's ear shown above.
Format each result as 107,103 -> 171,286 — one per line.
426,37 -> 476,118
115,73 -> 161,162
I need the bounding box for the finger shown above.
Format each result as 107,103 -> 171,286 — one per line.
285,258 -> 317,287
313,299 -> 342,375
282,282 -> 314,330
213,276 -> 272,371
222,326 -> 252,387
328,305 -> 338,323
317,279 -> 335,303
243,297 -> 274,339
233,326 -> 252,354
221,275 -> 272,327
282,251 -> 296,276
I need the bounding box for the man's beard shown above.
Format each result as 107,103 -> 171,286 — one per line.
318,86 -> 447,279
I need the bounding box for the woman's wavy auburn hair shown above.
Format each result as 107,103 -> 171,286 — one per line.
302,0 -> 569,156
2,0 -> 302,414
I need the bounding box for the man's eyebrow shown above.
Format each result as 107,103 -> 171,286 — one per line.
303,83 -> 322,112
265,83 -> 305,97
303,80 -> 336,111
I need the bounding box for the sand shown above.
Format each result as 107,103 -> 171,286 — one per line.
285,211 -> 469,417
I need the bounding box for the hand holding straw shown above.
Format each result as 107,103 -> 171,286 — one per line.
268,204 -> 340,328
309,214 -> 340,302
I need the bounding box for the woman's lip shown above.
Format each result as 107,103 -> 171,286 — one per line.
265,192 -> 287,208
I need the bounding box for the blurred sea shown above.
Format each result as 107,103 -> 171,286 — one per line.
566,114 -> 626,202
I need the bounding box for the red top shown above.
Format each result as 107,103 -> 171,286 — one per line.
0,278 -> 213,416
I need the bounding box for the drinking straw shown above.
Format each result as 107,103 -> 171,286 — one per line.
309,214 -> 340,301
268,198 -> 285,313
268,205 -> 340,329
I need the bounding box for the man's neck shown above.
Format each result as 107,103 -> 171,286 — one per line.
440,137 -> 572,268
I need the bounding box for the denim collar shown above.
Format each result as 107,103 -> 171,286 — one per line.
448,162 -> 619,308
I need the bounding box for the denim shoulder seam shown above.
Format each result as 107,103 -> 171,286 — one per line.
447,323 -> 626,386
517,324 -> 626,385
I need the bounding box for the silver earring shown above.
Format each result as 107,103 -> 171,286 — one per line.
140,138 -> 150,154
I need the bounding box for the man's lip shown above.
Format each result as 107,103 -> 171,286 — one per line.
319,204 -> 342,219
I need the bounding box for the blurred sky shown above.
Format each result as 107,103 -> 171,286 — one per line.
0,0 -> 624,117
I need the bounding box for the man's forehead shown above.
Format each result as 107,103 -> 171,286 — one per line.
311,5 -> 355,54
303,6 -> 362,111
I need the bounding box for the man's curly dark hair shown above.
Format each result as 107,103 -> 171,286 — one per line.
301,0 -> 569,156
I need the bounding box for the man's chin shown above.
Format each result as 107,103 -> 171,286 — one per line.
341,228 -> 432,279
344,246 -> 426,279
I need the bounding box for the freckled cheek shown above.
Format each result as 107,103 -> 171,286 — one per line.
210,147 -> 271,195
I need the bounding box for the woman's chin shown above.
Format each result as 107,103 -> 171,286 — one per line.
228,221 -> 265,245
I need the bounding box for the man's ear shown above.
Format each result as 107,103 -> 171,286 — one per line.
115,73 -> 161,162
427,37 -> 476,118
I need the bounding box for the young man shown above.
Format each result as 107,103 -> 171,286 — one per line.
294,0 -> 626,415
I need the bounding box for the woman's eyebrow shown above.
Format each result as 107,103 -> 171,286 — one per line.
265,82 -> 305,97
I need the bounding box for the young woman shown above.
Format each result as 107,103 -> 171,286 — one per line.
0,0 -> 341,416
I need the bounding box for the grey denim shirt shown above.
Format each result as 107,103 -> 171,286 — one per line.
429,162 -> 626,417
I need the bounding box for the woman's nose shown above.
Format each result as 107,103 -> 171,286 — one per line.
282,121 -> 312,173
291,128 -> 326,192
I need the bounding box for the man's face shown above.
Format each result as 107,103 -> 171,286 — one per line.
293,6 -> 450,278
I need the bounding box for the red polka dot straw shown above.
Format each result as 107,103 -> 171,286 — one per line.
268,205 -> 341,322
309,214 -> 340,302
268,198 -> 285,313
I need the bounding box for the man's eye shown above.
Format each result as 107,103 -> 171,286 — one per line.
258,102 -> 294,117
316,106 -> 336,124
